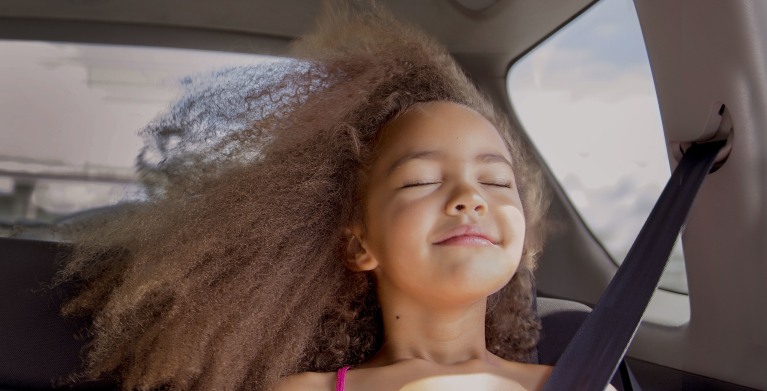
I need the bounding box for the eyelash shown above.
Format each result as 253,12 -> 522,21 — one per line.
482,181 -> 513,188
400,181 -> 513,189
401,180 -> 440,188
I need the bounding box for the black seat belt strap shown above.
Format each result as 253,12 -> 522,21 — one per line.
542,140 -> 726,391
619,359 -> 642,391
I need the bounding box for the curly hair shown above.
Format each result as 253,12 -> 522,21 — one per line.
57,2 -> 548,390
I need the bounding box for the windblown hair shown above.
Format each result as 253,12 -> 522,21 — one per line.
58,2 -> 548,390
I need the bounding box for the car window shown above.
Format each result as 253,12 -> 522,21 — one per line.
507,0 -> 688,294
0,41 -> 278,236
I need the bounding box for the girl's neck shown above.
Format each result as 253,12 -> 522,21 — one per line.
365,296 -> 493,367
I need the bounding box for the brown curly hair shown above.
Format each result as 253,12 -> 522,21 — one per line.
58,2 -> 548,390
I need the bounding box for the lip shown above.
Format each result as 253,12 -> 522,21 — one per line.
433,225 -> 499,246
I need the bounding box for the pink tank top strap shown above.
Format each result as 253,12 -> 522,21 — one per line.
336,366 -> 351,391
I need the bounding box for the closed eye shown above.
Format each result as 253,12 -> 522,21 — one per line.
481,181 -> 513,188
401,180 -> 441,188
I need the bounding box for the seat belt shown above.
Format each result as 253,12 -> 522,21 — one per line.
542,140 -> 726,391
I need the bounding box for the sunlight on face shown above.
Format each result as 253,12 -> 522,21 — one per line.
359,101 -> 526,308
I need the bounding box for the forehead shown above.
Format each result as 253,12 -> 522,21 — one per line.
375,101 -> 510,160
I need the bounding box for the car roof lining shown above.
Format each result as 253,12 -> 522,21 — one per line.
0,0 -> 595,75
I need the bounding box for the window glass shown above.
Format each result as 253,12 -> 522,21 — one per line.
0,41 -> 278,235
507,0 -> 688,293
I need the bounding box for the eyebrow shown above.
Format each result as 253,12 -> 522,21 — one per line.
385,150 -> 513,176
475,153 -> 514,169
386,150 -> 441,176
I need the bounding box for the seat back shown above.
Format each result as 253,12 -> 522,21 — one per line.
0,237 -> 115,390
535,297 -> 591,366
536,296 -> 633,390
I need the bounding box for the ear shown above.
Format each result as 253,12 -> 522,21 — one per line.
345,227 -> 379,272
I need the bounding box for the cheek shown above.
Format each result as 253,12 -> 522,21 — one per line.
500,204 -> 526,256
365,194 -> 429,252
384,198 -> 435,249
367,198 -> 440,283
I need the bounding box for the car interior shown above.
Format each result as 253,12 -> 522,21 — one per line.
1,0 -> 765,390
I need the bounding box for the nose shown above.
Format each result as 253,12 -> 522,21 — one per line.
446,183 -> 487,216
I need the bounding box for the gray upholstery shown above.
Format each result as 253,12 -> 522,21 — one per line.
536,297 -> 592,366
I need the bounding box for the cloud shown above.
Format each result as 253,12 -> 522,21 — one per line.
506,0 -> 687,292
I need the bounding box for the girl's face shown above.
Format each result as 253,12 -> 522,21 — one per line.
353,101 -> 526,308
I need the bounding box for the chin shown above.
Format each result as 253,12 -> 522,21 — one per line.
440,270 -> 516,303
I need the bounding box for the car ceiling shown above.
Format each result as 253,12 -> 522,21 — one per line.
0,0 -> 593,76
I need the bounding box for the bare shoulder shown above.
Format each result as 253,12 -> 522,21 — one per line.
497,360 -> 616,391
275,371 -> 336,391
494,360 -> 553,391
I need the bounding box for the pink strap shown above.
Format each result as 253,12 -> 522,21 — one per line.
336,366 -> 350,391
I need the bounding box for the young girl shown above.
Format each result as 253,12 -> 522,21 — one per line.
60,3 -> 554,390
276,97 -> 552,391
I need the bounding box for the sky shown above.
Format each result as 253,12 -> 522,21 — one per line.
0,43 -> 276,216
0,0 -> 687,292
0,41 -> 276,167
507,0 -> 687,292
0,43 -> 275,169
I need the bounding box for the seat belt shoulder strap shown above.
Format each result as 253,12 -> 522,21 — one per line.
542,140 -> 725,391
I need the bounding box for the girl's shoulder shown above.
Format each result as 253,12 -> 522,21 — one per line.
346,359 -> 551,391
275,371 -> 336,391
492,360 -> 553,390
275,361 -> 616,391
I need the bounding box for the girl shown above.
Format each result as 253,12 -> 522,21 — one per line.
60,2 -> 554,390
278,99 -> 550,391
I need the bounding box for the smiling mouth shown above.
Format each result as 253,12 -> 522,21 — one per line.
435,235 -> 496,246
433,225 -> 499,246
